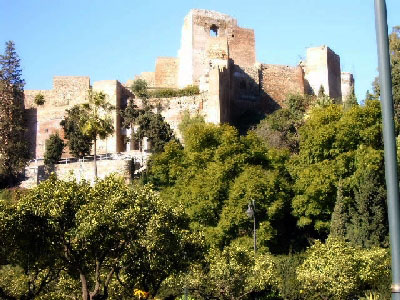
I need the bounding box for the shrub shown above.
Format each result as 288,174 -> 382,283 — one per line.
297,238 -> 391,300
274,253 -> 306,300
44,133 -> 64,166
149,85 -> 200,98
297,238 -> 360,300
34,93 -> 45,105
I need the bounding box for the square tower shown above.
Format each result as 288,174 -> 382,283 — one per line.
303,45 -> 342,100
177,9 -> 256,88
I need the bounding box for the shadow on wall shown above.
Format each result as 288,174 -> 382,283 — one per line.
229,61 -> 281,134
25,108 -> 37,159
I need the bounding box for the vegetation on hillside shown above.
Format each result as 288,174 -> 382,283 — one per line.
130,79 -> 200,99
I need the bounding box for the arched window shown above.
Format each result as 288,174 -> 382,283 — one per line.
210,24 -> 218,37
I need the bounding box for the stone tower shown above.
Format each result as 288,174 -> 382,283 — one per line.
303,45 -> 342,100
177,9 -> 256,88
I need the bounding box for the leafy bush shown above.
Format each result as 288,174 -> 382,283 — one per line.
297,238 -> 391,300
44,133 -> 64,166
149,85 -> 200,98
34,93 -> 45,105
150,88 -> 177,98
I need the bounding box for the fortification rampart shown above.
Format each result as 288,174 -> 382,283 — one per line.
23,9 -> 356,164
155,57 -> 179,88
261,64 -> 305,108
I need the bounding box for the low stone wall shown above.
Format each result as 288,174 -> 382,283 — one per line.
21,158 -> 132,189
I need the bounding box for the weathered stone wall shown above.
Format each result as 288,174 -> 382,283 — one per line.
227,27 -> 256,68
147,94 -> 206,139
132,72 -> 156,87
54,159 -> 129,183
21,159 -> 130,189
155,57 -> 179,88
24,76 -> 90,159
25,76 -> 90,108
260,64 -> 305,108
231,64 -> 260,102
341,72 -> 355,101
206,66 -> 230,124
24,77 -> 127,159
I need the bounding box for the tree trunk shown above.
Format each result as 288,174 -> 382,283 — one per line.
80,273 -> 89,300
94,139 -> 97,179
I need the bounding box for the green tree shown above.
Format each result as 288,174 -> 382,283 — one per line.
34,93 -> 45,106
218,165 -> 294,253
81,90 -> 114,178
133,110 -> 175,153
131,79 -> 149,99
0,190 -> 61,300
346,149 -> 388,248
60,105 -> 93,158
0,41 -> 29,187
343,86 -> 358,110
177,110 -> 205,138
254,94 -> 309,153
329,182 -> 349,239
147,122 -> 298,252
121,99 -> 174,153
290,101 -> 383,236
0,175 -> 200,300
44,133 -> 64,166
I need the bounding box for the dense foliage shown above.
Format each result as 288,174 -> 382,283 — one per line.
0,176 -> 201,300
34,93 -> 45,106
121,100 -> 175,153
60,105 -> 93,158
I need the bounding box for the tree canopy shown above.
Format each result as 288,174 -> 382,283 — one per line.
0,175 -> 202,300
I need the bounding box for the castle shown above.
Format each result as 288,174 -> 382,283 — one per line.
24,9 -> 354,160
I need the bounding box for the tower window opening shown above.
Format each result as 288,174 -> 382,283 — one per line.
240,80 -> 247,90
210,24 -> 218,37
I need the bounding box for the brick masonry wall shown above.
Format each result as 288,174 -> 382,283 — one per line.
260,64 -> 305,108
132,72 -> 156,87
227,27 -> 256,68
155,57 -> 179,88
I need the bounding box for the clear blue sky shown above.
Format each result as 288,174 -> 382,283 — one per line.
1,0 -> 399,101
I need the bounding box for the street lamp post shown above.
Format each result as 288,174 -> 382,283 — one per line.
246,200 -> 257,255
375,1 -> 400,299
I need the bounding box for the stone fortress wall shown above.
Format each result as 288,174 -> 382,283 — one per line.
24,9 -> 355,161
